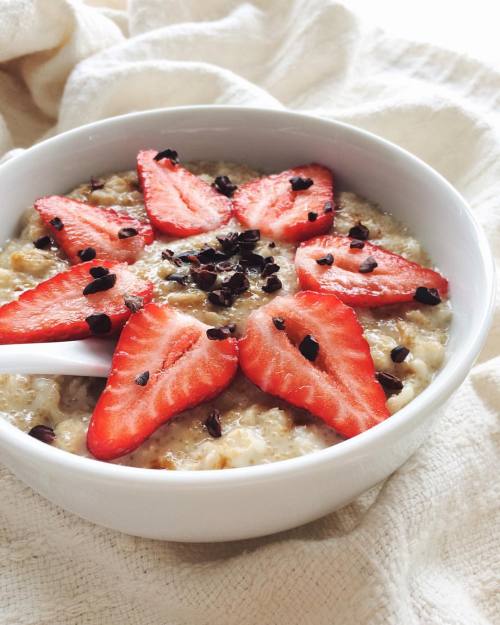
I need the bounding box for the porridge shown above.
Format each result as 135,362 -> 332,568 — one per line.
0,159 -> 451,469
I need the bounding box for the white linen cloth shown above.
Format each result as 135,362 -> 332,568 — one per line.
0,1 -> 499,623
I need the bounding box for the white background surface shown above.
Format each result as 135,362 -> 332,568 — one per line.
346,0 -> 500,69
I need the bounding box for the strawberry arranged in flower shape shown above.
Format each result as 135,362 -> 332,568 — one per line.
0,261 -> 153,344
87,303 -> 239,460
239,291 -> 390,438
137,149 -> 233,237
7,153 -> 451,460
35,196 -> 154,264
233,164 -> 334,243
295,234 -> 448,307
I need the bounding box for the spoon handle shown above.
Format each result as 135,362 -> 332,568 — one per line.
0,339 -> 114,377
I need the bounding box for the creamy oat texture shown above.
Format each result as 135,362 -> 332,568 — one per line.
0,162 -> 450,469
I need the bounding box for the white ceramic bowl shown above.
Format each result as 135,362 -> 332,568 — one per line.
0,106 -> 494,542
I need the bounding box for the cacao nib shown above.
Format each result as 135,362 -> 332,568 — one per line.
85,313 -> 112,334
83,273 -> 117,295
290,176 -> 314,191
213,175 -> 237,198
204,409 -> 222,438
153,148 -> 179,164
28,424 -> 55,444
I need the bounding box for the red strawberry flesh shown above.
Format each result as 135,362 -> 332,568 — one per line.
35,196 -> 153,265
137,149 -> 232,237
295,234 -> 448,307
0,261 -> 153,344
238,291 -> 390,438
87,302 -> 239,460
233,164 -> 334,243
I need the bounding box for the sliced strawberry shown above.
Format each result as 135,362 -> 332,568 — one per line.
239,291 -> 389,438
136,149 -> 232,237
232,164 -> 334,243
87,303 -> 238,460
35,196 -> 154,265
295,234 -> 448,307
0,261 -> 153,344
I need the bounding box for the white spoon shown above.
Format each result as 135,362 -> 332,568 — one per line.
0,339 -> 114,377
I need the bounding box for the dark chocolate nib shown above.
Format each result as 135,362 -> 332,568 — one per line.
376,372 -> 403,394
33,235 -> 53,250
89,176 -> 105,191
223,271 -> 249,294
239,229 -> 260,243
348,222 -> 369,240
240,251 -> 265,269
208,289 -> 234,307
83,273 -> 117,295
350,239 -> 365,249
50,217 -> 64,231
28,424 -> 55,444
85,313 -> 112,335
204,409 -> 222,438
77,247 -> 97,262
192,268 -> 217,291
272,317 -> 286,331
414,287 -> 441,305
166,273 -> 189,285
262,275 -> 282,293
124,295 -> 144,313
359,256 -> 378,274
391,345 -> 410,363
89,266 -> 109,279
217,232 -> 240,255
316,254 -> 334,266
118,227 -> 138,239
299,334 -> 319,362
135,371 -> 150,386
261,262 -> 280,278
153,148 -> 179,164
206,326 -> 232,340
290,176 -> 314,191
213,175 -> 237,198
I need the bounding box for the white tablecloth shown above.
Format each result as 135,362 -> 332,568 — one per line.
0,1 -> 498,624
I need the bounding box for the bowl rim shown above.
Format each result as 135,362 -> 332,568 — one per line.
0,104 -> 495,485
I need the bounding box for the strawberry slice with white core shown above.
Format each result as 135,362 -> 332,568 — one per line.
35,196 -> 153,265
233,164 -> 334,242
87,303 -> 239,460
238,291 -> 389,438
136,149 -> 232,237
295,234 -> 448,307
0,260 -> 153,344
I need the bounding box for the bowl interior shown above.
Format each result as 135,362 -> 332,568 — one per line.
0,106 -> 494,477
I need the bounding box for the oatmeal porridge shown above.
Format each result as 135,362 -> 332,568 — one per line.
0,160 -> 451,469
